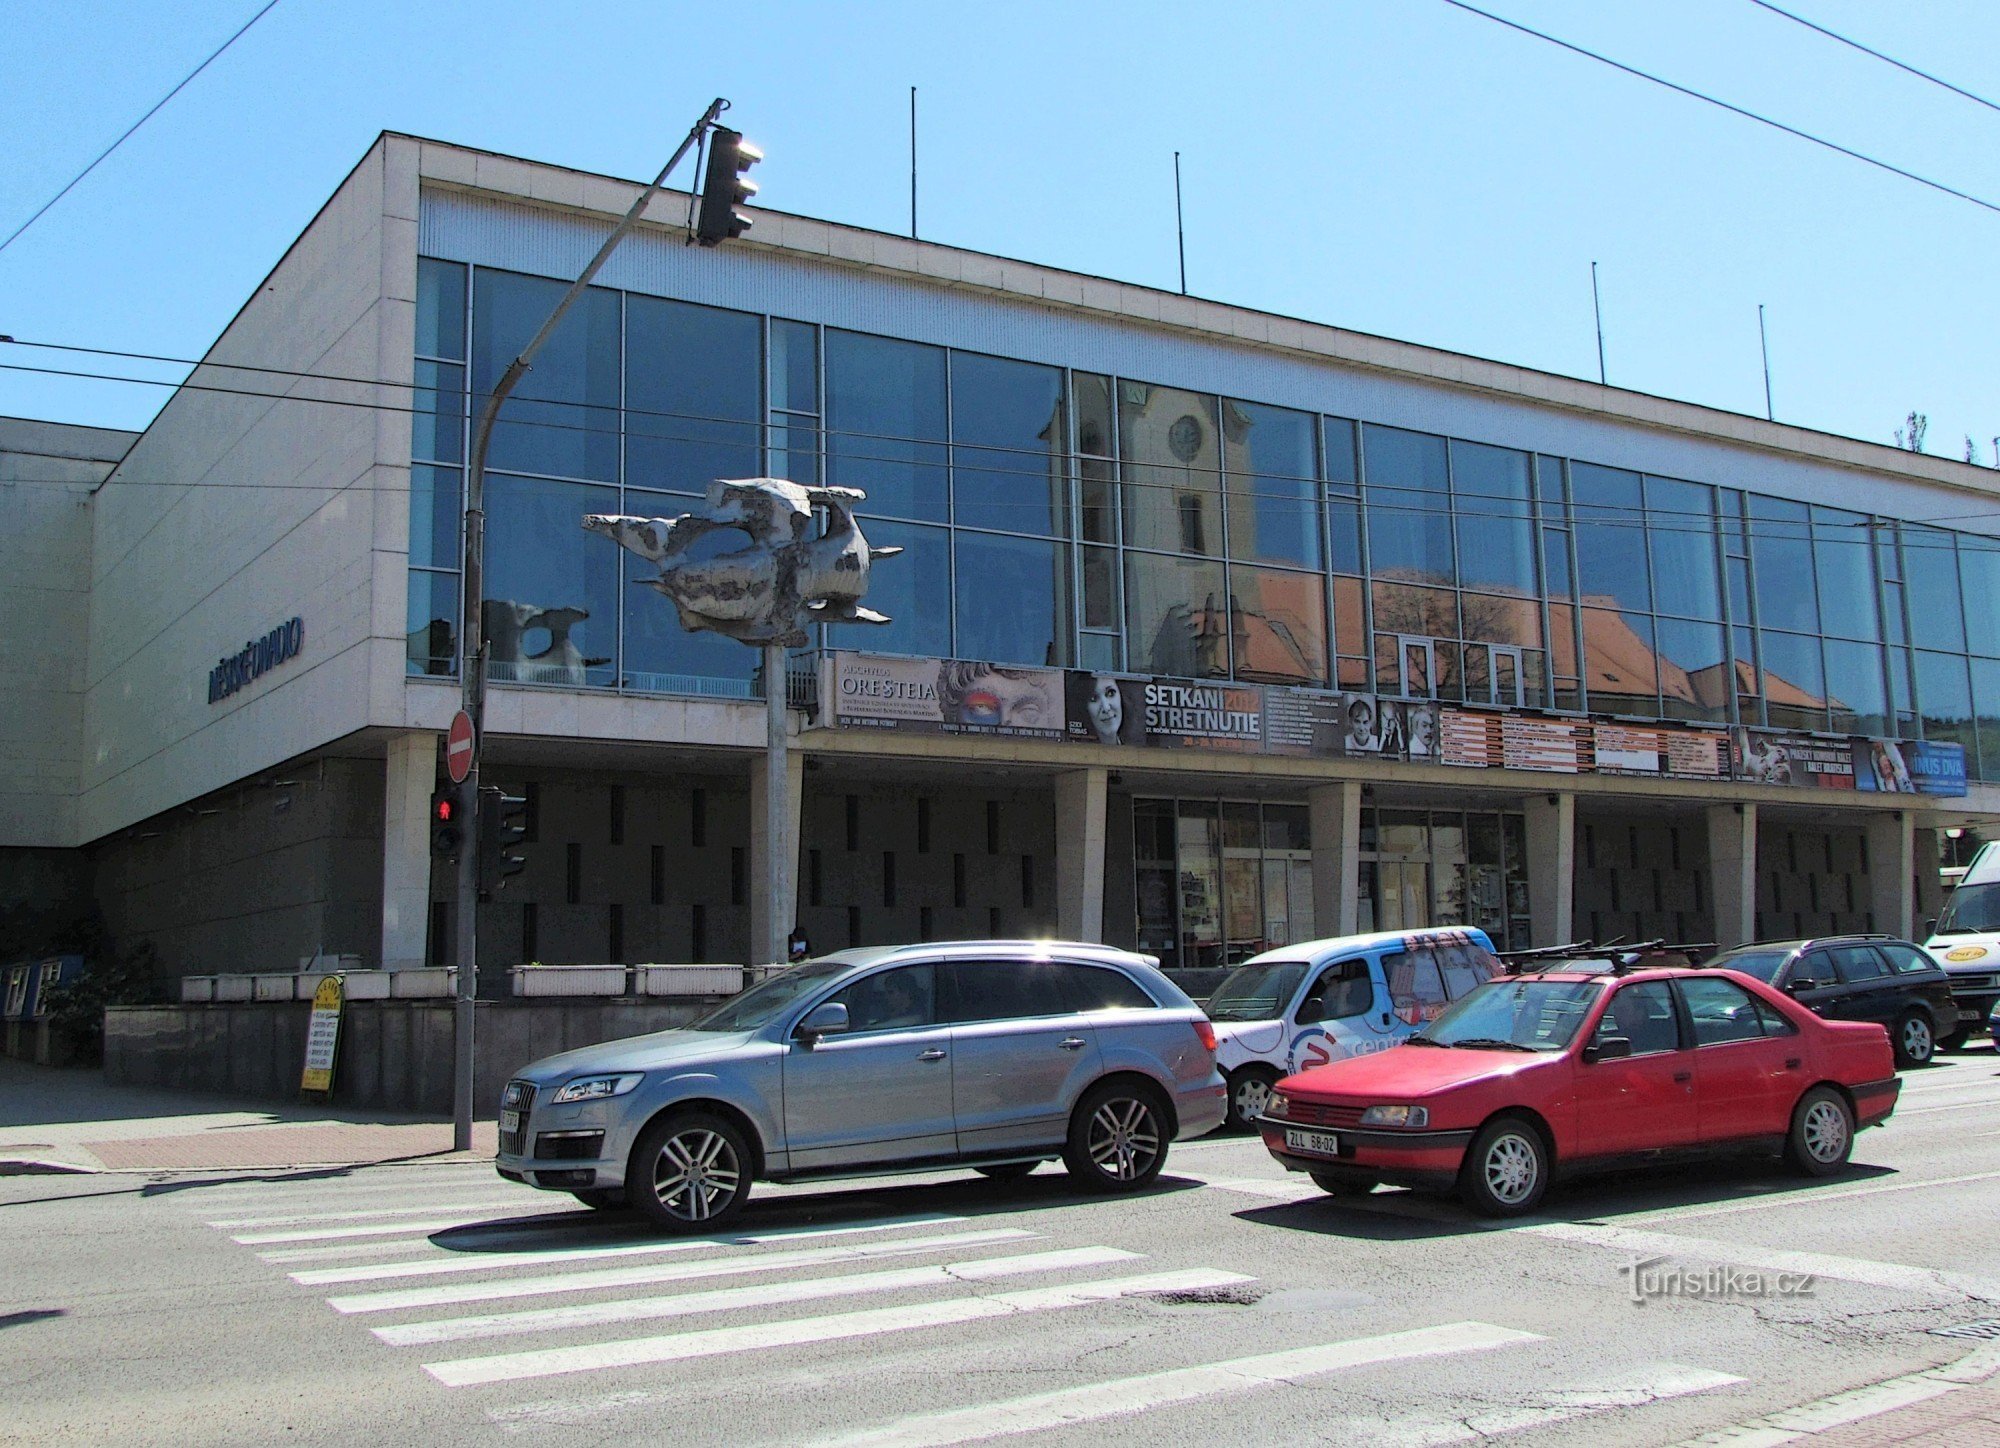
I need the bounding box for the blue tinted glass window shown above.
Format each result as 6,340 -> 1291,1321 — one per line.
1749,496 -> 1818,635
406,569 -> 457,677
770,319 -> 816,413
1823,639 -> 1888,736
1224,400 -> 1320,569
472,270 -> 620,482
1571,464 -> 1649,613
1960,542 -> 2000,656
825,330 -> 947,522
1452,441 -> 1534,596
1761,630 -> 1827,731
625,295 -> 762,493
1918,650 -> 1973,749
954,532 -> 1069,667
1812,507 -> 1880,641
1647,477 -> 1721,620
1973,657 -> 2000,779
1323,418 -> 1361,574
483,473 -> 621,688
951,352 -> 1066,536
855,519 -> 950,658
416,258 -> 466,360
1363,425 -> 1452,585
409,464 -> 461,570
1655,617 -> 1728,723
616,487 -> 757,694
411,361 -> 465,464
1904,526 -> 1967,652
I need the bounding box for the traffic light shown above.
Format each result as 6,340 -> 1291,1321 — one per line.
695,126 -> 762,246
478,785 -> 529,899
430,787 -> 463,859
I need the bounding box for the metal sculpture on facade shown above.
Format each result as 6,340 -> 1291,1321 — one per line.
583,476 -> 897,968
583,478 -> 899,648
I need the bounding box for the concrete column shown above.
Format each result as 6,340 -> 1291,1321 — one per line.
749,746 -> 805,964
1523,793 -> 1576,948
1308,780 -> 1363,937
1706,802 -> 1758,949
1055,768 -> 1109,942
1865,809 -> 1915,939
381,731 -> 437,970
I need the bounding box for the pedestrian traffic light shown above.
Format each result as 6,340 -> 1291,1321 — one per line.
478,785 -> 529,898
695,126 -> 762,246
430,788 -> 463,859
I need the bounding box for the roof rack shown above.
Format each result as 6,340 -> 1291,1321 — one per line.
1495,939 -> 1715,976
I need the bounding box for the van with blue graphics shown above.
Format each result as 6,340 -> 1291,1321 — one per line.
1925,841 -> 2000,1049
1206,927 -> 1504,1128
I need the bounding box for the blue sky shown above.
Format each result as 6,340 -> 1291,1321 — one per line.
5,0 -> 1999,459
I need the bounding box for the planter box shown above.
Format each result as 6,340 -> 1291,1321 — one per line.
389,967 -> 454,999
636,964 -> 754,998
180,977 -> 216,1004
512,965 -> 630,998
252,974 -> 298,1002
213,975 -> 256,1002
342,971 -> 394,1000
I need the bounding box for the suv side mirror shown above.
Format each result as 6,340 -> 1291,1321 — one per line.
1582,1036 -> 1632,1064
794,1001 -> 849,1047
1294,997 -> 1326,1026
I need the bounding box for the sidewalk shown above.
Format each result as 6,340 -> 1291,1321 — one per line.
0,1056 -> 496,1173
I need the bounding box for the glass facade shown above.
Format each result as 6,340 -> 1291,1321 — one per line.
409,255 -> 2000,776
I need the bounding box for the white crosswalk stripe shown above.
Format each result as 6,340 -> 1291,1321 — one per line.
328,1228 -> 1040,1315
422,1267 -> 1254,1387
235,1211 -> 580,1245
291,1212 -> 968,1286
373,1246 -> 1137,1347
208,1199 -> 539,1230
809,1321 -> 1546,1447
1312,1363 -> 1744,1446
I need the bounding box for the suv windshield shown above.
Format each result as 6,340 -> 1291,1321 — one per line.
688,959 -> 851,1032
1413,978 -> 1604,1052
1936,881 -> 2000,936
1205,961 -> 1309,1022
1703,949 -> 1792,985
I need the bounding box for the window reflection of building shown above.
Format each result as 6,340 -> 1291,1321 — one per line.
407,253 -> 2000,779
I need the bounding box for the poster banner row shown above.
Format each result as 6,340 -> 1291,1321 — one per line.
825,652 -> 1967,796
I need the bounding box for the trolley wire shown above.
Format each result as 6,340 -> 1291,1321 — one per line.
0,0 -> 285,258
1437,0 -> 2000,217
1746,0 -> 2000,118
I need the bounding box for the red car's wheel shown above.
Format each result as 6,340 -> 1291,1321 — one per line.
1458,1116 -> 1549,1217
1784,1087 -> 1854,1177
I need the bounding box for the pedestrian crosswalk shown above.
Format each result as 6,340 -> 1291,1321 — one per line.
172,1165 -> 1750,1442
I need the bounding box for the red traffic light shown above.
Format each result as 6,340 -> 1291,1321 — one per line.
434,795 -> 457,823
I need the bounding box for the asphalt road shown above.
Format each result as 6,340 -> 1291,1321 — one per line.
6,1046 -> 1999,1446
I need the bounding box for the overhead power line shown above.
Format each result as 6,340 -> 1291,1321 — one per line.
0,0 -> 284,258
1437,0 -> 2000,217
1748,0 -> 2000,117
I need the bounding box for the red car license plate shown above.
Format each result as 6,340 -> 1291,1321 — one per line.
1284,1127 -> 1340,1158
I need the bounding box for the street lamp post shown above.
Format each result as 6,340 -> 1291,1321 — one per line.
451,98 -> 730,1153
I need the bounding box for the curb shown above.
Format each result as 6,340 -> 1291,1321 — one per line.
1673,1341 -> 2000,1445
0,1158 -> 99,1176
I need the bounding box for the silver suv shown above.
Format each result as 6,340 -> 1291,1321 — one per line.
496,941 -> 1225,1231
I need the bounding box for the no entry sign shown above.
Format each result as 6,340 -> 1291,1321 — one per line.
446,710 -> 474,784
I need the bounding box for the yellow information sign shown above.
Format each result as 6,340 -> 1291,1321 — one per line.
300,974 -> 345,1095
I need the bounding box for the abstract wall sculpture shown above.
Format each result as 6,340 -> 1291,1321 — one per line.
583,478 -> 899,648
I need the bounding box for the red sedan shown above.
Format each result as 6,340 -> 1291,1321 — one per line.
1259,966 -> 1899,1216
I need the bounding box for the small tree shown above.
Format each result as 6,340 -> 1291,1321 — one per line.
1967,437 -> 1983,466
44,940 -> 161,1066
1894,411 -> 1929,452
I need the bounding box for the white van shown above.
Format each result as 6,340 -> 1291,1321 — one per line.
1925,841 -> 2000,1048
1205,927 -> 1504,1127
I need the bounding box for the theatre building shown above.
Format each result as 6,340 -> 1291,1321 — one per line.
9,131 -> 2000,1000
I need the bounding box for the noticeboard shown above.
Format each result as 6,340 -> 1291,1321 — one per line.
300,975 -> 345,1096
